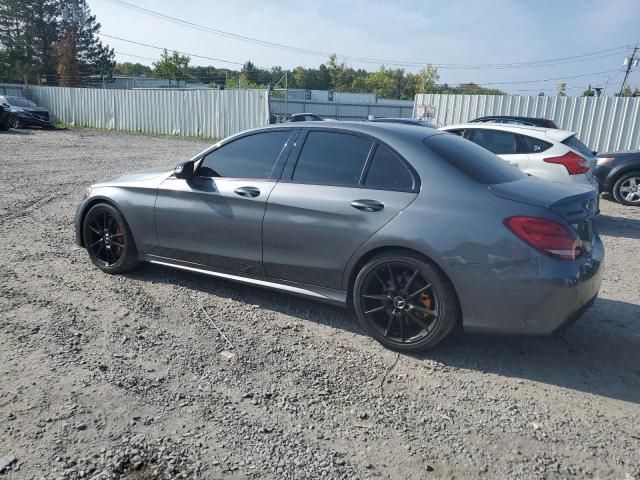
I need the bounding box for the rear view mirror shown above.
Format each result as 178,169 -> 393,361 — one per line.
174,161 -> 194,180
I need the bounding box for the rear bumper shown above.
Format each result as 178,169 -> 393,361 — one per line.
447,235 -> 604,335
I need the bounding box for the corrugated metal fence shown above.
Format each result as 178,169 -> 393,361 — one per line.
414,93 -> 640,152
25,86 -> 270,138
270,98 -> 414,120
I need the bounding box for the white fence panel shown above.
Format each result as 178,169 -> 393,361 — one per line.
414,93 -> 640,152
25,86 -> 269,138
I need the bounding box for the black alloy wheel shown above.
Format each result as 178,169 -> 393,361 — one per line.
353,251 -> 459,352
83,203 -> 139,273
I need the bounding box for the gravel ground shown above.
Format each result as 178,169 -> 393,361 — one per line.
1,128 -> 639,480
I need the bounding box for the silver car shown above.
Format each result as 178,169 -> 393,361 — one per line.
75,122 -> 604,351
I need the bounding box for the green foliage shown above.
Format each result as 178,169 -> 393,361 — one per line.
616,86 -> 639,97
114,62 -> 153,76
582,84 -> 595,97
0,0 -> 113,84
153,49 -> 190,80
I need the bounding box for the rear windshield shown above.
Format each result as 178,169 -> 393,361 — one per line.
424,133 -> 525,184
563,135 -> 593,157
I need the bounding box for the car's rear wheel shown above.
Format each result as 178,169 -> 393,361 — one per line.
612,171 -> 640,206
9,115 -> 22,129
353,251 -> 460,352
83,203 -> 139,273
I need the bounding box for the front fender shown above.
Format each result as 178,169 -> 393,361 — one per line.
74,186 -> 158,253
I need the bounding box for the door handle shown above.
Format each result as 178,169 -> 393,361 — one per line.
234,186 -> 261,198
350,199 -> 384,212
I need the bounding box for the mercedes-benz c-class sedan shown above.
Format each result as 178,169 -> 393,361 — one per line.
75,122 -> 603,351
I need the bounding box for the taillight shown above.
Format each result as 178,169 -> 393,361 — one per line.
504,216 -> 582,260
543,151 -> 590,175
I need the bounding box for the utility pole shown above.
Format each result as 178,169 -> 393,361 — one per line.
619,45 -> 638,96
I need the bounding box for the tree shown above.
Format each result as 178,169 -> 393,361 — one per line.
114,62 -> 152,77
153,49 -> 190,83
0,0 -> 60,83
414,64 -> 439,94
582,84 -> 595,97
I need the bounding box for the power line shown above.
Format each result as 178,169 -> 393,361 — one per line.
101,0 -> 632,70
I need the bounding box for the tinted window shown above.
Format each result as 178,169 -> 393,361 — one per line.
6,97 -> 36,107
364,145 -> 415,192
469,129 -> 518,155
521,135 -> 552,153
424,134 -> 525,184
446,129 -> 464,136
563,135 -> 594,158
199,131 -> 291,179
293,131 -> 373,186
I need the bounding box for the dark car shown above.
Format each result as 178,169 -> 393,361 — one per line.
0,95 -> 53,129
470,115 -> 558,129
74,122 -> 602,352
368,117 -> 437,128
0,101 -> 10,130
288,113 -> 324,122
595,151 -> 640,206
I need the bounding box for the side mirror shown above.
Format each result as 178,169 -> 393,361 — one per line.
174,160 -> 194,180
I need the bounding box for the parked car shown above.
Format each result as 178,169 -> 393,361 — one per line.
440,123 -> 597,188
75,122 -> 602,352
0,101 -> 10,130
0,95 -> 53,129
288,113 -> 324,122
595,151 -> 640,206
368,117 -> 437,128
470,115 -> 558,129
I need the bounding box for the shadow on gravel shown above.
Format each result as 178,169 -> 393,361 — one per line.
414,297 -> 640,405
597,212 -> 640,240
0,129 -> 34,136
126,263 -> 640,405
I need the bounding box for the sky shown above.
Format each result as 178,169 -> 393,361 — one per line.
88,0 -> 640,96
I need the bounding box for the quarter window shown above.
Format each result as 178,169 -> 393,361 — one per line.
198,131 -> 291,179
292,131 -> 373,186
521,135 -> 552,154
364,145 -> 415,192
468,129 -> 519,155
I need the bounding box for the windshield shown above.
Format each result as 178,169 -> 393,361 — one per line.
7,97 -> 37,108
424,133 -> 526,184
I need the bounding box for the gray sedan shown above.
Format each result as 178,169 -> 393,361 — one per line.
75,122 -> 603,351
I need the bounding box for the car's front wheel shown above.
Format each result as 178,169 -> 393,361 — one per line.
9,115 -> 22,129
352,251 -> 460,352
83,203 -> 140,273
612,171 -> 640,206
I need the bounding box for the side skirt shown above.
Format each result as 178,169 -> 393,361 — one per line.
141,254 -> 348,307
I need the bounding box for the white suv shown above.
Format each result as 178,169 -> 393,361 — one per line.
440,123 -> 597,188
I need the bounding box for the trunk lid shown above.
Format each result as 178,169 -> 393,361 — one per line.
489,178 -> 598,250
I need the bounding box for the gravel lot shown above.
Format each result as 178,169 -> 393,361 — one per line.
1,128 -> 639,480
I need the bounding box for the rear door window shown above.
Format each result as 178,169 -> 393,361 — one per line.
467,129 -> 520,155
364,144 -> 416,192
292,131 -> 373,186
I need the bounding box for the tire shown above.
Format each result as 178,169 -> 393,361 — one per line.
82,203 -> 140,274
9,115 -> 22,129
352,250 -> 460,352
612,171 -> 640,206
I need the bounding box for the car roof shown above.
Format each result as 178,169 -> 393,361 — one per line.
221,121 -> 443,147
473,115 -> 553,122
442,123 -> 575,143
